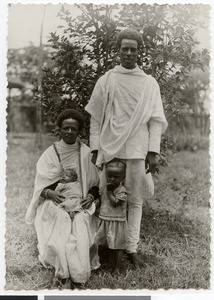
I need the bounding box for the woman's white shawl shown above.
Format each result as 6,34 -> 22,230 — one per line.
25,141 -> 99,225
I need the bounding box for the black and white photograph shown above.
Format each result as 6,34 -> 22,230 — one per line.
1,0 -> 212,293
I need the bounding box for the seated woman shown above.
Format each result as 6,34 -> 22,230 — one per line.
25,109 -> 100,289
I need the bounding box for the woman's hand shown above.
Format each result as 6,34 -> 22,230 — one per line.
45,189 -> 65,205
80,194 -> 94,209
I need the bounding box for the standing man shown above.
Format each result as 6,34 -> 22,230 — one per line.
85,28 -> 168,266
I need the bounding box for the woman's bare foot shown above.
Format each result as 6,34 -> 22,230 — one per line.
51,277 -> 71,290
70,281 -> 82,289
60,278 -> 72,290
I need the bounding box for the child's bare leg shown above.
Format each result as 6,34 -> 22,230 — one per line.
112,249 -> 122,274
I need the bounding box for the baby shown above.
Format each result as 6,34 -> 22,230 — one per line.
95,158 -> 127,273
56,168 -> 82,218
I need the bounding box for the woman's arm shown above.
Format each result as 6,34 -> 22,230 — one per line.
41,182 -> 65,204
80,185 -> 99,209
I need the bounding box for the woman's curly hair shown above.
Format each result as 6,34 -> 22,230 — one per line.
56,109 -> 84,130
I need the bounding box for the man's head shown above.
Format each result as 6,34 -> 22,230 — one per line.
60,168 -> 78,183
117,28 -> 143,69
106,158 -> 126,188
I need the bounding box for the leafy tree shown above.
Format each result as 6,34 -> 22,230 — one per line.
41,3 -> 210,153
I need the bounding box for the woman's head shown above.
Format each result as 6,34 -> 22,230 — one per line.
56,109 -> 84,144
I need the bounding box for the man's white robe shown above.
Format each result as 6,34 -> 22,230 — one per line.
85,65 -> 168,165
85,65 -> 168,253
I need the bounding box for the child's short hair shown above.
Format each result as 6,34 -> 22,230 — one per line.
64,168 -> 78,181
106,158 -> 126,174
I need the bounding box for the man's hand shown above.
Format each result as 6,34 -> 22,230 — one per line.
145,152 -> 159,174
80,194 -> 94,209
46,190 -> 65,205
91,150 -> 98,165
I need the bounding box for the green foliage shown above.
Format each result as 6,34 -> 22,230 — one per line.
41,3 -> 210,142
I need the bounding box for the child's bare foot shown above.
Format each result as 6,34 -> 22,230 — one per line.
111,267 -> 120,276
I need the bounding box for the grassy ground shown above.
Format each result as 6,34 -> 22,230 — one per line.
5,133 -> 210,290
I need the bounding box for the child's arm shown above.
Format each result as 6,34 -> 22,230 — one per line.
107,186 -> 127,207
94,196 -> 101,209
107,190 -> 123,207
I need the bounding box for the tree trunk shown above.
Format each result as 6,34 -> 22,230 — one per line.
35,5 -> 46,149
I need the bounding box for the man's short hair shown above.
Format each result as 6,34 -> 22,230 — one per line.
116,28 -> 143,48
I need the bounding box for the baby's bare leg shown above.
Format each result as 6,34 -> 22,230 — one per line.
69,211 -> 75,219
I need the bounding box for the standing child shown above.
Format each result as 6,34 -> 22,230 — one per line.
95,158 -> 127,273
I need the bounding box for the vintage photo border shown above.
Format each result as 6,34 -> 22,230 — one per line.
0,0 -> 213,297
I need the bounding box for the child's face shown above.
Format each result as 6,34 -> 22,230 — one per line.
106,167 -> 124,187
61,170 -> 77,183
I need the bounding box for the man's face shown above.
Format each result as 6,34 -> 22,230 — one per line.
60,118 -> 79,145
119,39 -> 139,69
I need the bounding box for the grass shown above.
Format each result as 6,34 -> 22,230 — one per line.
5,133 -> 210,290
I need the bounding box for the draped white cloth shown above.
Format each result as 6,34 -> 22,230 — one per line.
25,139 -> 100,283
85,65 -> 168,164
85,65 -> 168,253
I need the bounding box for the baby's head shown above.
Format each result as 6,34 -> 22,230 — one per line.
60,169 -> 78,183
106,158 -> 126,189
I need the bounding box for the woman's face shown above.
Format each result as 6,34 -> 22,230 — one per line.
60,118 -> 80,144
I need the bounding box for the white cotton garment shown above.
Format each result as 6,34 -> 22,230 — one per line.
85,65 -> 168,164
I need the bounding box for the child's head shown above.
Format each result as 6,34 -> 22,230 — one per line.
60,169 -> 78,183
106,158 -> 126,188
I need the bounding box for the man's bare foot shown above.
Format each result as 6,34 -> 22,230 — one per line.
127,252 -> 144,268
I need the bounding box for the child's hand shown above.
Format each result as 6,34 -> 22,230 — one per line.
107,182 -> 117,191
